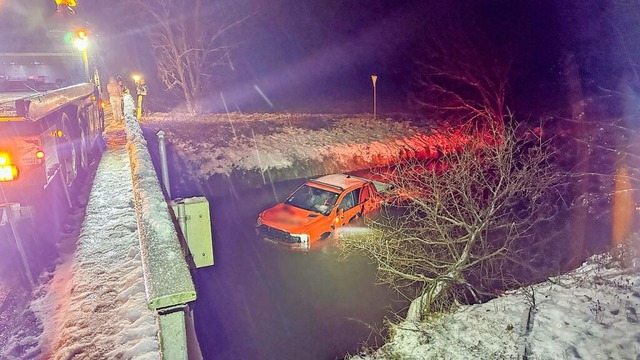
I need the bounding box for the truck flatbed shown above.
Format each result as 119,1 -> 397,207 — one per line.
0,83 -> 95,121
0,92 -> 33,117
0,92 -> 33,103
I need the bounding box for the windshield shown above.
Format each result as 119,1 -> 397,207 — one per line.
285,184 -> 340,216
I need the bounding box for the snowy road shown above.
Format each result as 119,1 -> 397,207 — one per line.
33,121 -> 160,358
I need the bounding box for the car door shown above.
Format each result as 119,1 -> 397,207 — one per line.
359,183 -> 377,214
336,187 -> 361,226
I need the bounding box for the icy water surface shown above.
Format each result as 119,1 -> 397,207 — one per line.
188,180 -> 404,360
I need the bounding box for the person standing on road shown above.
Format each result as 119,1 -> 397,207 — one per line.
107,76 -> 123,123
116,76 -> 130,119
117,76 -> 130,95
135,77 -> 148,118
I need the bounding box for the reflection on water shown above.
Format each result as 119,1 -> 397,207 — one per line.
190,179 -> 405,360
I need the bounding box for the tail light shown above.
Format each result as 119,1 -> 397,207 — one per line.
0,153 -> 18,182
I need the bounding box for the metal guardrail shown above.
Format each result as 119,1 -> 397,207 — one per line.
121,94 -> 196,358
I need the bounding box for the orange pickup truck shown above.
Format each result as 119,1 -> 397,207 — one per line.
256,174 -> 389,250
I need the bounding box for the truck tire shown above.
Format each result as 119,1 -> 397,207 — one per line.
77,110 -> 90,169
57,113 -> 78,189
320,232 -> 333,240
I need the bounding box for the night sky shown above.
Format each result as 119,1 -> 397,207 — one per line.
2,0 -> 639,116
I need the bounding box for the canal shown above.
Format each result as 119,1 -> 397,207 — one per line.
181,179 -> 405,360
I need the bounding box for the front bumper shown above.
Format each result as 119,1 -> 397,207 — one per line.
256,224 -> 310,249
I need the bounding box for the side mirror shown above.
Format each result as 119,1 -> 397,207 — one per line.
338,208 -> 344,217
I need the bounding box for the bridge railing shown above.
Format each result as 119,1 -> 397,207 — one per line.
122,94 -> 197,359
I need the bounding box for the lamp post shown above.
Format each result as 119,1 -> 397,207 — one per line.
371,74 -> 378,119
73,31 -> 90,81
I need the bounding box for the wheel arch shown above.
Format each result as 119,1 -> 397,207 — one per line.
60,104 -> 82,134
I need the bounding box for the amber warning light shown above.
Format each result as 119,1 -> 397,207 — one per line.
0,153 -> 18,182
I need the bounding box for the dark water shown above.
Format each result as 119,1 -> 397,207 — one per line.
188,180 -> 404,360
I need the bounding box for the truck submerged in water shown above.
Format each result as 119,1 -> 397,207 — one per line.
256,174 -> 389,250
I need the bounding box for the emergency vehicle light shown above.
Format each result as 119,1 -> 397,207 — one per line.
0,154 -> 17,181
0,164 -> 18,181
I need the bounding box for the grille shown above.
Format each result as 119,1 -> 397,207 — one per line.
257,225 -> 299,243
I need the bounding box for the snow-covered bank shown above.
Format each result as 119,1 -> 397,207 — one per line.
141,113 -> 466,189
353,240 -> 640,360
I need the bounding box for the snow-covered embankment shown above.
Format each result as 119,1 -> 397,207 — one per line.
354,240 -> 640,360
142,113 -> 469,191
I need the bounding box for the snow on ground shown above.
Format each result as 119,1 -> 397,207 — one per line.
1,108 -> 160,359
353,240 -> 640,360
142,112 -> 466,181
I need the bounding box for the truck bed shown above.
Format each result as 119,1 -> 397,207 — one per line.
0,83 -> 95,120
0,92 -> 34,116
0,92 -> 34,103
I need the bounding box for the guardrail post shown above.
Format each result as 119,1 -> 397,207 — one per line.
158,308 -> 189,359
156,130 -> 171,199
177,202 -> 188,242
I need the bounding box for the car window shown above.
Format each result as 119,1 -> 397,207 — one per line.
285,184 -> 339,215
338,189 -> 359,210
359,184 -> 370,204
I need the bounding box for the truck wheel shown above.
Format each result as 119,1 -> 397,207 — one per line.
58,113 -> 78,189
77,111 -> 90,169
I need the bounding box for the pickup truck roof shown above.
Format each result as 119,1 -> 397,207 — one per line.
311,174 -> 368,192
311,173 -> 390,193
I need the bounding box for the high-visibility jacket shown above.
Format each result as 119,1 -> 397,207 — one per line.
55,0 -> 77,6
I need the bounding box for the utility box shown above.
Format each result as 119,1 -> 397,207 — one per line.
171,197 -> 214,268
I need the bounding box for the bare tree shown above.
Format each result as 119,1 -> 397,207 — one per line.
140,0 -> 245,114
411,32 -> 510,131
339,123 -> 561,321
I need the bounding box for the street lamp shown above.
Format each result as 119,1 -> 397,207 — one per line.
73,37 -> 88,50
371,74 -> 378,119
73,29 -> 90,81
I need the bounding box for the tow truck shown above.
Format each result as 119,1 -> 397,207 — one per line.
0,24 -> 103,282
256,174 -> 389,250
0,74 -> 102,204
